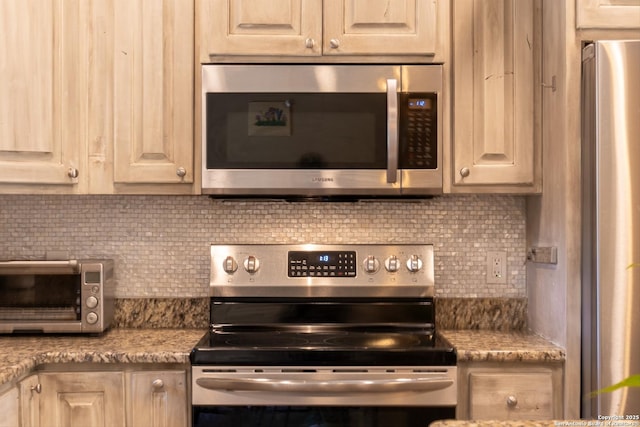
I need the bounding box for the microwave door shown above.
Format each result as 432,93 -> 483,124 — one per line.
202,97 -> 400,196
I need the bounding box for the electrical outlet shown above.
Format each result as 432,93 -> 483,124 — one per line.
487,251 -> 507,284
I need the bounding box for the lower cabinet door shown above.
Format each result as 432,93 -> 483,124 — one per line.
39,372 -> 125,427
0,387 -> 19,427
469,372 -> 554,419
129,371 -> 188,427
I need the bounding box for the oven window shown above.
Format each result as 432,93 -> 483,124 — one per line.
206,93 -> 387,169
0,274 -> 81,321
193,406 -> 455,427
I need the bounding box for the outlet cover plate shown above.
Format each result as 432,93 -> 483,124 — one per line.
487,251 -> 507,284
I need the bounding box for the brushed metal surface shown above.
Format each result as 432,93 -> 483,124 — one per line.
201,64 -> 443,196
582,40 -> 640,417
209,244 -> 435,298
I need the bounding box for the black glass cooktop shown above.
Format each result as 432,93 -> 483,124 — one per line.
190,328 -> 456,366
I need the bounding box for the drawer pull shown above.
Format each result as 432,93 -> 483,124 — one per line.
152,379 -> 164,389
506,395 -> 518,407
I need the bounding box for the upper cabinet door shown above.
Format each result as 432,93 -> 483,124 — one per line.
113,0 -> 194,186
0,0 -> 85,191
452,0 -> 540,192
323,0 -> 437,55
200,0 -> 323,58
576,0 -> 640,29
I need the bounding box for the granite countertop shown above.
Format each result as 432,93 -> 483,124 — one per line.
439,329 -> 565,363
0,328 -> 565,391
429,421 -> 583,427
0,328 -> 205,388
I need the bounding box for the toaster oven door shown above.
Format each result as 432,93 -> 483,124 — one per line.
0,261 -> 82,333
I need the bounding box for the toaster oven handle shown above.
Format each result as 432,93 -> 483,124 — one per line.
0,260 -> 80,274
386,78 -> 399,184
196,377 -> 453,393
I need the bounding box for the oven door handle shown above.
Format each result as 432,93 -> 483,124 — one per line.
196,377 -> 453,393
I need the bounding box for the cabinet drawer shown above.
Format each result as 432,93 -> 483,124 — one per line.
469,372 -> 553,419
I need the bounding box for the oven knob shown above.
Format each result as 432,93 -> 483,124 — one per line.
406,254 -> 423,272
86,312 -> 98,324
363,255 -> 380,273
222,256 -> 238,274
384,255 -> 400,272
243,255 -> 260,273
86,296 -> 99,309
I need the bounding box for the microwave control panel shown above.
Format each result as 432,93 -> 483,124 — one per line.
400,93 -> 437,169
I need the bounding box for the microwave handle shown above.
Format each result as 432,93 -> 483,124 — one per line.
386,78 -> 399,184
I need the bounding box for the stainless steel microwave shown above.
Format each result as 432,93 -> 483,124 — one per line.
201,64 -> 443,197
0,260 -> 114,334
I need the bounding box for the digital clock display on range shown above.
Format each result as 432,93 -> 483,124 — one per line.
288,251 -> 356,277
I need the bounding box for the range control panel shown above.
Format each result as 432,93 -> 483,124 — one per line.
288,251 -> 357,277
209,244 -> 435,298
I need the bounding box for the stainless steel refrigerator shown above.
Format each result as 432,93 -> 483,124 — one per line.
581,40 -> 640,418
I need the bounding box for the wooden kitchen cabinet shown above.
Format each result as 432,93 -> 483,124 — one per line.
0,385 -> 19,427
0,0 -> 196,195
457,362 -> 563,420
26,367 -> 188,427
39,371 -> 126,427
451,0 -> 542,193
128,371 -> 188,427
576,0 -> 640,29
199,0 -> 442,60
0,0 -> 86,193
18,375 -> 40,427
111,0 -> 195,191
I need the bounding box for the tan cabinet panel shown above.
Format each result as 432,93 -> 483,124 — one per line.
577,0 -> 640,29
323,0 -> 437,55
200,0 -> 323,57
113,0 -> 194,186
39,372 -> 125,427
19,375 -> 41,427
128,371 -> 188,427
452,0 -> 541,192
469,372 -> 554,419
0,0 -> 85,190
0,386 -> 19,427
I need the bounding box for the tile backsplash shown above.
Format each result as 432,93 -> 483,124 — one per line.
0,194 -> 526,298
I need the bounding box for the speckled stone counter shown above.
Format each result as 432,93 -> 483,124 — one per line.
439,330 -> 565,363
0,328 -> 205,388
429,421 -> 588,427
436,298 -> 527,331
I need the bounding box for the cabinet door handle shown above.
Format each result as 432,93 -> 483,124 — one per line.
152,379 -> 164,389
506,395 -> 518,407
176,167 -> 187,178
305,38 -> 315,49
31,383 -> 42,394
329,38 -> 340,49
459,167 -> 470,178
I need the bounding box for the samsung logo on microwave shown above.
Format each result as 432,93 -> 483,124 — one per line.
312,177 -> 334,183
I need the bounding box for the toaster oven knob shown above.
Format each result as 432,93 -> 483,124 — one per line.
243,255 -> 260,274
363,255 -> 380,273
86,312 -> 98,324
384,255 -> 400,272
223,256 -> 238,274
406,254 -> 423,272
86,296 -> 99,309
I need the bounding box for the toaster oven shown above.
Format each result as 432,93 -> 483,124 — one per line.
0,259 -> 114,334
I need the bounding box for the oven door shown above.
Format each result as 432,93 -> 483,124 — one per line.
202,64 -> 404,196
192,366 -> 456,427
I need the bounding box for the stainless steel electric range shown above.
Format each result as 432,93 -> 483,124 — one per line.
191,244 -> 457,427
